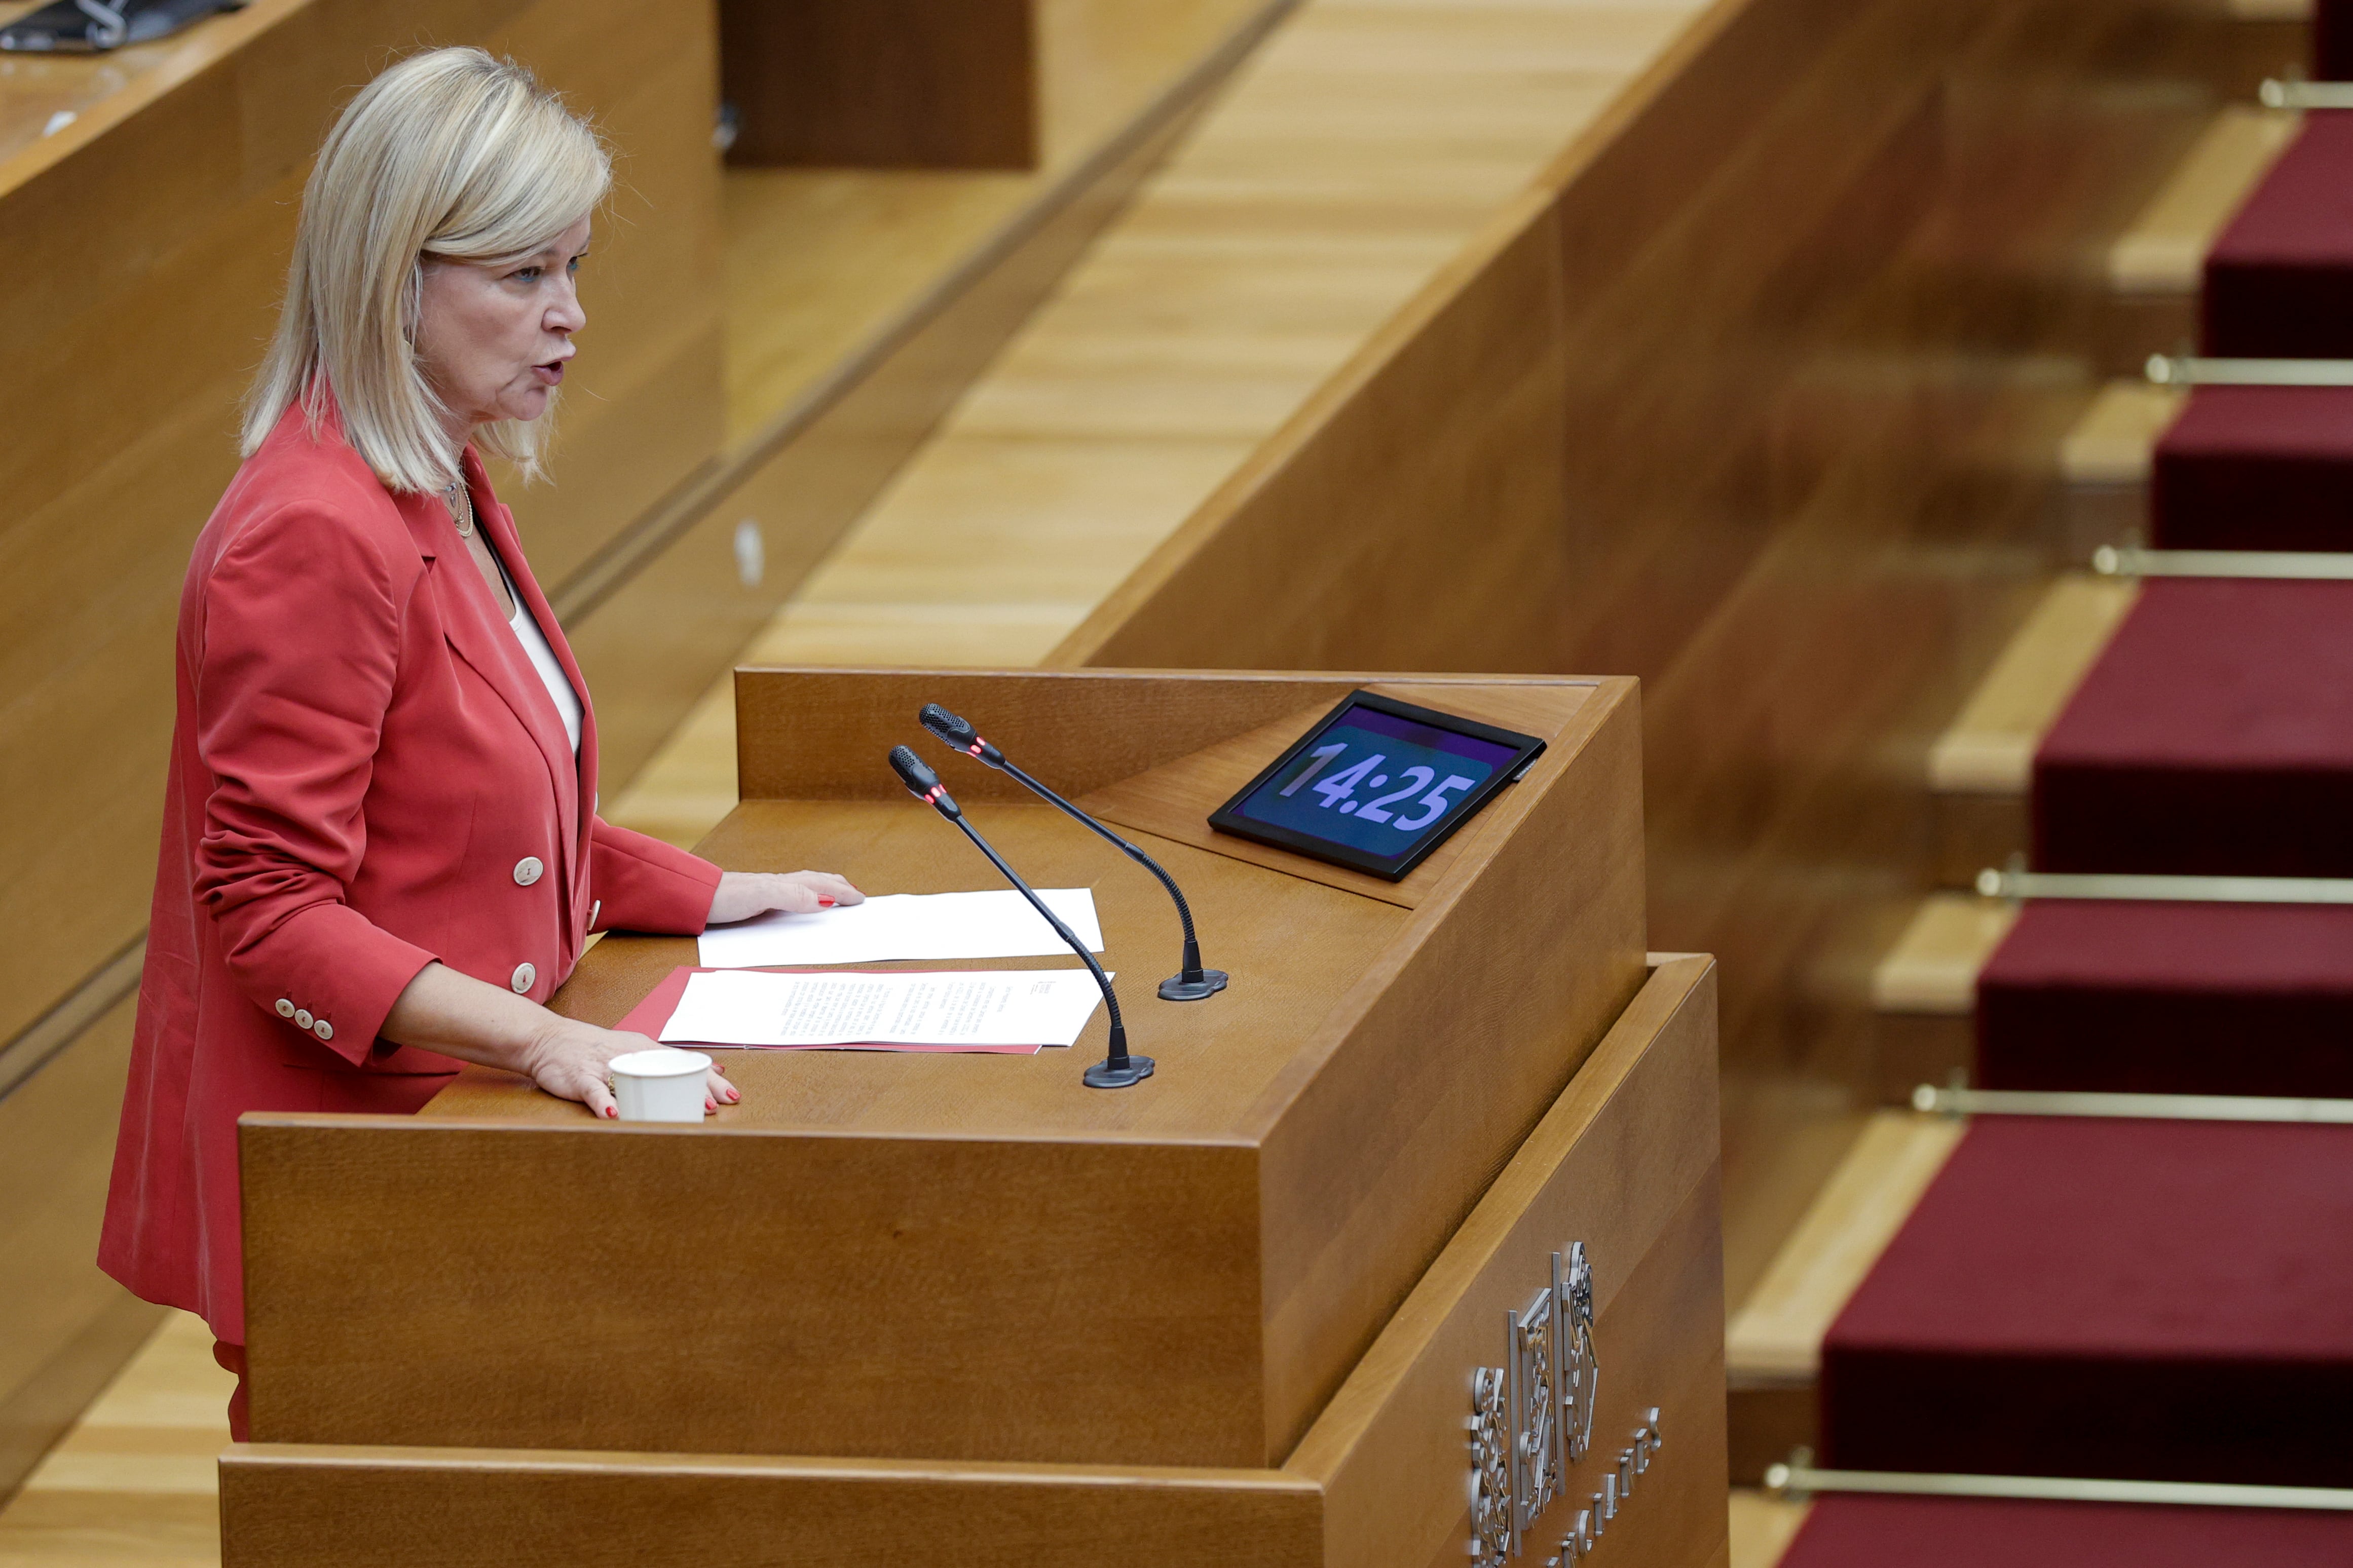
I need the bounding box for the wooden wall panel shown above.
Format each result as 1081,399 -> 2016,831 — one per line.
0,995 -> 166,1502
720,0 -> 1038,169
1044,0 -> 2252,1300
0,0 -> 723,1051
563,76 -> 1223,785
1542,0 -> 2234,1297
492,0 -> 726,586
1053,183 -> 1572,674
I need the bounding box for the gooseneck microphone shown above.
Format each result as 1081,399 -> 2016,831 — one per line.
888,746 -> 1153,1089
918,703 -> 1228,1002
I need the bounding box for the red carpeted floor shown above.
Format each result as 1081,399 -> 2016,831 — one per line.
1818,1117 -> 2353,1484
1779,1495 -> 2353,1567
2151,387 -> 2353,551
2032,579 -> 2353,876
1977,900 -> 2353,1096
2205,113 -> 2353,358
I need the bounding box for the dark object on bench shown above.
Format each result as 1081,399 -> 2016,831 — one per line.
0,0 -> 242,53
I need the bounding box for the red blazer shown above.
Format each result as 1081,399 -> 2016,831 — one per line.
99,402 -> 721,1344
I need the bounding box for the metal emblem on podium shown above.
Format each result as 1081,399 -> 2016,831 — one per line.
1469,1365 -> 1514,1567
1509,1278 -> 1563,1547
1469,1242 -> 1602,1563
1558,1243 -> 1598,1464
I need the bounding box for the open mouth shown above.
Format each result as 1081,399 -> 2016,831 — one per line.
532,360 -> 566,387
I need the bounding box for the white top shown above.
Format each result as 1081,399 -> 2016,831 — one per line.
493,552 -> 583,755
609,1047 -> 712,1080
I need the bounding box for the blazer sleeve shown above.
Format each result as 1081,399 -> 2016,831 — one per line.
191,502 -> 439,1066
588,818 -> 721,935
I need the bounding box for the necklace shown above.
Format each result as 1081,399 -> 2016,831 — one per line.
441,479 -> 476,539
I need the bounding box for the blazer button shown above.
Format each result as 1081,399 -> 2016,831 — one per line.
294,1009 -> 314,1029
313,1019 -> 334,1042
510,962 -> 536,994
514,857 -> 544,887
276,999 -> 295,1018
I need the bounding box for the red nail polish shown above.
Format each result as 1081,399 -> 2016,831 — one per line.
604,1105 -> 616,1119
819,898 -> 836,906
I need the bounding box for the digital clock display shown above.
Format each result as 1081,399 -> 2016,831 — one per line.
1208,693 -> 1546,881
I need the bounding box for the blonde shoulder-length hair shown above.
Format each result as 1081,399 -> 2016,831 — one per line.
243,47 -> 610,494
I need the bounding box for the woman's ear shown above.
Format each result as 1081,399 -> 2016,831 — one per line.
401,260 -> 424,347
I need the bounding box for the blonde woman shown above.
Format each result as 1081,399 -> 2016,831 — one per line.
98,47 -> 861,1437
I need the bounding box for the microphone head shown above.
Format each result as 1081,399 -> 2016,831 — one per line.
889,744 -> 941,796
919,703 -> 977,747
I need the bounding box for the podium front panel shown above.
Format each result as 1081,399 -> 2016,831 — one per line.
221,957 -> 1725,1568
239,671 -> 1647,1469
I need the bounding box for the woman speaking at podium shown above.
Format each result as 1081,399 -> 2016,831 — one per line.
98,48 -> 861,1438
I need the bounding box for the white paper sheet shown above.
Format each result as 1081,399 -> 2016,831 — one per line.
696,888 -> 1103,969
659,968 -> 1110,1049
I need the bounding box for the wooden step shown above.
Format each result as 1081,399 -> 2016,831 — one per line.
1730,1488 -> 1811,1568
2096,103 -> 2299,373
2106,104 -> 2298,299
2056,379 -> 2186,558
1724,1111 -> 1966,1484
2071,105 -> 2296,529
1926,574 -> 2139,885
1868,894 -> 2016,1102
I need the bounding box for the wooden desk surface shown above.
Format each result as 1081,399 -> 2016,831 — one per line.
428,795 -> 1407,1140
0,0 -> 298,179
427,674 -> 1595,1139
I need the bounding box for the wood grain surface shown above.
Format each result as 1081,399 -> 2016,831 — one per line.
1030,0 -> 2272,1307
236,671 -> 1643,1470
0,992 -> 165,1501
217,958 -> 1722,1568
721,0 -> 1038,169
568,86 -> 1224,785
560,0 -> 1295,787
1053,183 -> 1577,674
1293,954 -> 1726,1568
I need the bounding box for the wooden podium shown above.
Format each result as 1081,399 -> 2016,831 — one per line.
217,669 -> 1726,1567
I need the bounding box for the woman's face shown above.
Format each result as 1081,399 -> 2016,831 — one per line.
414,214 -> 592,437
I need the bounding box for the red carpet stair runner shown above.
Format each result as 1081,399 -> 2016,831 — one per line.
1976,900 -> 2353,1097
1775,45 -> 2353,1560
1778,1495 -> 2353,1567
2152,386 -> 2353,550
2201,112 -> 2353,359
2030,579 -> 2353,876
1817,1117 -> 2353,1486
2150,108 -> 2353,549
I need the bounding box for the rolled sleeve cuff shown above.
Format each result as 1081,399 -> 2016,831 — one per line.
235,900 -> 439,1068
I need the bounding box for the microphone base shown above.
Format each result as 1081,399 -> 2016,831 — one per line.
1157,969 -> 1229,1002
1084,1054 -> 1156,1089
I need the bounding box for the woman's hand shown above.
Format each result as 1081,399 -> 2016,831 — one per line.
381,961 -> 738,1119
518,1017 -> 738,1121
707,869 -> 865,926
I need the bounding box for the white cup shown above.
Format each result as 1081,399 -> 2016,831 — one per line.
609,1047 -> 713,1123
